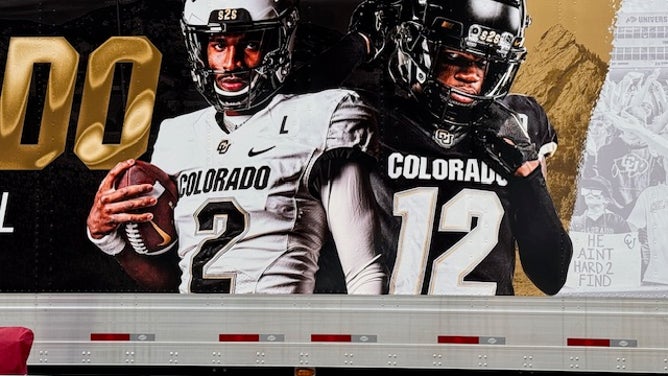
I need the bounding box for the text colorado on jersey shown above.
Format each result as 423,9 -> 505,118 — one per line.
387,152 -> 508,186
178,166 -> 271,197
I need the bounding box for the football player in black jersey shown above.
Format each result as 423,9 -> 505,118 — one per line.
315,0 -> 572,295
371,0 -> 571,295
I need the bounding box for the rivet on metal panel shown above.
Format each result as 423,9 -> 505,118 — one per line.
39,350 -> 48,364
169,350 -> 179,365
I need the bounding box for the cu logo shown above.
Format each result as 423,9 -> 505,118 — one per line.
433,129 -> 454,148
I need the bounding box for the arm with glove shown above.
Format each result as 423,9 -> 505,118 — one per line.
472,102 -> 573,295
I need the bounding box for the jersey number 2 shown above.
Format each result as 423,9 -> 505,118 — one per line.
391,188 -> 503,295
190,199 -> 248,293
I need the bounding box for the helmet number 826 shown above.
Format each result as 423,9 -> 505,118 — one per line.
218,9 -> 238,21
479,30 -> 502,45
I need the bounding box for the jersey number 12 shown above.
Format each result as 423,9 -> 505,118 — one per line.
391,188 -> 503,295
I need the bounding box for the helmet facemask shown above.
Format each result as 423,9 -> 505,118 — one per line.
389,0 -> 528,125
182,1 -> 299,112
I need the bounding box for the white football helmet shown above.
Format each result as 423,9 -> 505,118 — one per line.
389,0 -> 530,124
182,0 -> 299,112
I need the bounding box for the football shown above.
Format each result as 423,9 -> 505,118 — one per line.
114,160 -> 178,255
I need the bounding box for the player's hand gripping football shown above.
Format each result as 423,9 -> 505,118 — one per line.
87,159 -> 156,240
348,0 -> 403,61
472,105 -> 539,178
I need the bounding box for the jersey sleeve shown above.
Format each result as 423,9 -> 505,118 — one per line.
149,108 -> 211,176
308,91 -> 379,196
149,120 -> 171,168
325,92 -> 378,158
150,117 -> 184,175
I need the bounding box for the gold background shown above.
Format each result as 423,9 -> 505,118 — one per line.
525,0 -> 620,62
514,0 -> 621,295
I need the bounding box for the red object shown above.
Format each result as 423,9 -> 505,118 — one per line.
115,160 -> 179,255
438,335 -> 480,344
219,334 -> 260,342
90,333 -> 131,341
567,338 -> 611,347
311,334 -> 352,342
0,327 -> 34,375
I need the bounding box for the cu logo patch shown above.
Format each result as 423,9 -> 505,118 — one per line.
433,129 -> 454,148
612,153 -> 649,178
218,140 -> 231,154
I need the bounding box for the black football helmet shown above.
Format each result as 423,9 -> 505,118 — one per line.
389,0 -> 530,124
182,0 -> 299,112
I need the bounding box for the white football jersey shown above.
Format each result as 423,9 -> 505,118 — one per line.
151,89 -> 377,293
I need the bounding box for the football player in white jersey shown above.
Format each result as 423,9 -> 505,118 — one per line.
86,0 -> 386,294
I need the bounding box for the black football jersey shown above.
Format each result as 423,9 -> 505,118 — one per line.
373,95 -> 557,295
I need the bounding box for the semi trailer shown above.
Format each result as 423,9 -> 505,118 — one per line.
2,0 -> 668,374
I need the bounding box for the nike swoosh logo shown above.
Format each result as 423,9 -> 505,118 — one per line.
248,145 -> 276,157
149,220 -> 173,247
